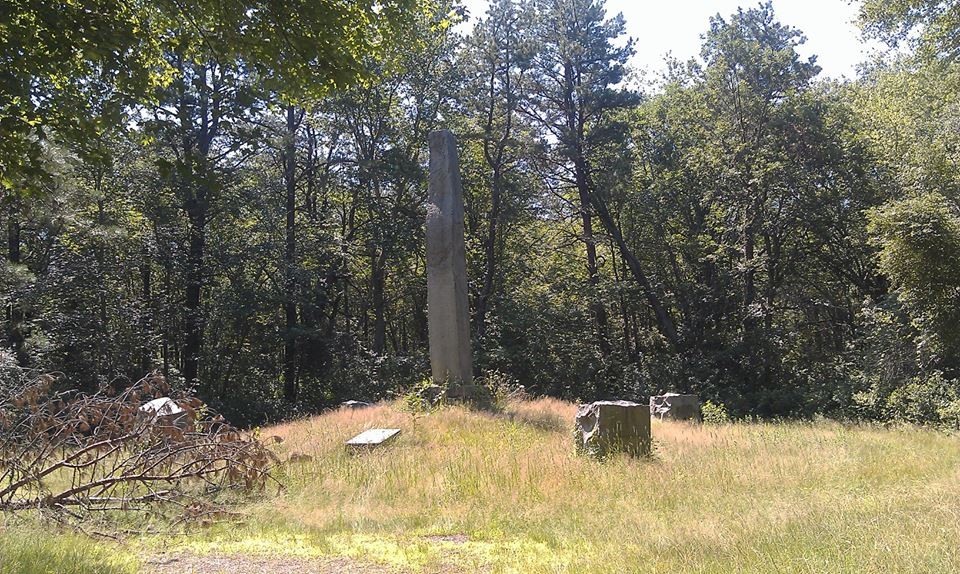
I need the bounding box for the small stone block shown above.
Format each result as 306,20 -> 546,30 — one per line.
650,393 -> 701,422
346,428 -> 401,448
341,400 -> 373,410
574,400 -> 651,458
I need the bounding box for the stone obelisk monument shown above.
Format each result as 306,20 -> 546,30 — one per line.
426,130 -> 474,393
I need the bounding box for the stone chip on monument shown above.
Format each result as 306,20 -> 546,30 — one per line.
574,400 -> 651,458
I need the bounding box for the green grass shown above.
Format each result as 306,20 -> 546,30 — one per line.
142,398 -> 960,573
0,527 -> 139,574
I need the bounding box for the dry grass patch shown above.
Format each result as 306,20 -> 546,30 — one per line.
154,399 -> 960,573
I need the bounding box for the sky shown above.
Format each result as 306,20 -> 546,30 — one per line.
461,0 -> 880,80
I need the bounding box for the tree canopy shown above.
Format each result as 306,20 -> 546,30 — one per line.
0,0 -> 416,191
4,0 -> 960,427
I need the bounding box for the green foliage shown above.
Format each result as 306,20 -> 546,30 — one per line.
859,0 -> 960,62
5,0 -> 960,428
884,371 -> 960,425
478,369 -> 525,405
623,3 -> 883,416
701,400 -> 730,425
402,377 -> 444,413
936,398 -> 960,429
0,0 -> 418,189
0,0 -> 167,190
869,193 -> 960,362
856,61 -> 960,200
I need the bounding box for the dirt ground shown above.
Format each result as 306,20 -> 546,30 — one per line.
144,552 -> 402,574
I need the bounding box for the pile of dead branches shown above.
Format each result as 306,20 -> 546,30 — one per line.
0,367 -> 277,522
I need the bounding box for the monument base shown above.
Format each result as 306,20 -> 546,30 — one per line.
443,384 -> 492,409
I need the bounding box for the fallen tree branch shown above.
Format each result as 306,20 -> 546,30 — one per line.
0,369 -> 278,524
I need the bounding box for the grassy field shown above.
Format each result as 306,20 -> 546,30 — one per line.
4,398 -> 960,573
0,527 -> 139,574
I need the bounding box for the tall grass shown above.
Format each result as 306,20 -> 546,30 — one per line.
158,398 -> 960,573
0,527 -> 139,574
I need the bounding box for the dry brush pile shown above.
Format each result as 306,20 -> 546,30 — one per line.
0,366 -> 278,525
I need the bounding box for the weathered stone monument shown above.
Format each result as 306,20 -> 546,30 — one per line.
650,393 -> 701,422
426,130 -> 487,405
574,400 -> 651,458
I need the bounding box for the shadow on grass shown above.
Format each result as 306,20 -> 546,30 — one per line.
493,398 -> 570,433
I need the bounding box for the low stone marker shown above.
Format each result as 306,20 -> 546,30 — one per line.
649,393 -> 701,422
137,397 -> 193,430
340,400 -> 372,410
574,400 -> 650,458
346,428 -> 401,449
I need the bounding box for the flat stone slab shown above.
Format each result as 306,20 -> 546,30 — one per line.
346,428 -> 401,448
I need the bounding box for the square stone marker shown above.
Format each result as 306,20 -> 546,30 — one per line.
346,428 -> 401,448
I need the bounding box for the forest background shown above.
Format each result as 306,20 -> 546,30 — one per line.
3,0 -> 960,427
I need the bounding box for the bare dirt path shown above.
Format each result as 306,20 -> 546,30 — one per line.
144,552 -> 404,574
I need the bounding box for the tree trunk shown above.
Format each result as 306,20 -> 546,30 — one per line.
161,260 -> 171,379
183,205 -> 205,388
177,60 -> 220,392
575,160 -> 610,351
610,240 -> 633,357
283,105 -> 299,402
742,222 -> 756,339
588,192 -> 681,349
476,45 -> 515,341
476,168 -> 502,340
7,200 -> 20,265
371,250 -> 387,355
140,256 -> 152,374
95,196 -> 107,374
6,199 -> 25,363
563,61 -> 609,351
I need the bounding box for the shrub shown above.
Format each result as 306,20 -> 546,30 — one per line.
402,377 -> 443,413
480,370 -> 527,406
937,399 -> 960,429
701,400 -> 730,425
883,371 -> 960,425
